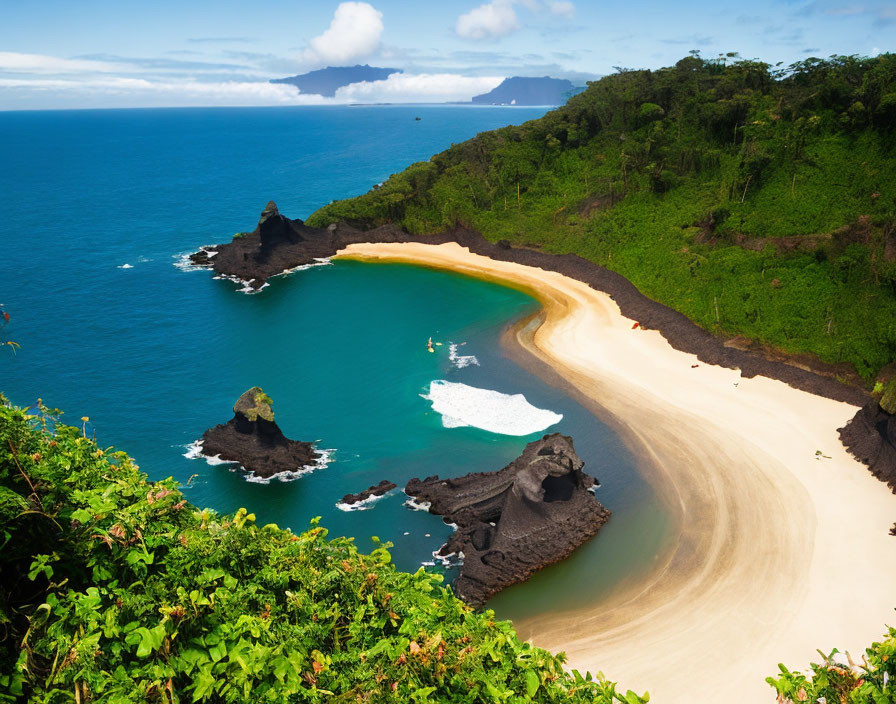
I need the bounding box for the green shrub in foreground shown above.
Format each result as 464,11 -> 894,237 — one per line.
0,401 -> 647,703
768,631 -> 896,703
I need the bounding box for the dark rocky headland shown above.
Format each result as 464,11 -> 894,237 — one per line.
404,433 -> 610,606
340,479 -> 397,506
198,387 -> 320,479
840,379 -> 896,500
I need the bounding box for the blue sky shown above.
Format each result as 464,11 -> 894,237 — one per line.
0,0 -> 892,109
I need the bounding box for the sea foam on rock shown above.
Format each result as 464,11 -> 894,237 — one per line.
422,380 -> 562,436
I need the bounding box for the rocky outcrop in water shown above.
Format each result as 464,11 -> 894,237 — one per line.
840,381 -> 896,495
199,387 -> 319,479
405,433 -> 610,606
190,201 -> 417,289
340,480 -> 397,506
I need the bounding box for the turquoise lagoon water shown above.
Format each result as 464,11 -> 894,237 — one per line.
0,106 -> 670,622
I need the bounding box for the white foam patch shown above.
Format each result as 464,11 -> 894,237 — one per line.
403,496 -> 432,512
448,342 -> 479,369
421,380 -> 562,436
183,440 -> 234,465
426,549 -> 465,569
278,258 -> 332,276
212,273 -> 269,294
117,263 -> 133,269
184,441 -> 334,483
336,488 -> 394,512
173,247 -> 217,272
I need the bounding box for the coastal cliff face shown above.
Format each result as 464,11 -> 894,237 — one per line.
199,387 -> 319,479
840,381 -> 896,495
405,433 -> 610,606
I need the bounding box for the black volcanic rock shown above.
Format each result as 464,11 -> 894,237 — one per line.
341,480 -> 397,506
271,65 -> 402,97
199,387 -> 319,479
840,396 -> 896,494
471,77 -> 583,106
188,201 -> 413,289
405,433 -> 610,606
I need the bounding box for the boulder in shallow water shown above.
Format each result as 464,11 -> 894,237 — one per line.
341,479 -> 397,506
405,433 -> 610,606
198,387 -> 319,479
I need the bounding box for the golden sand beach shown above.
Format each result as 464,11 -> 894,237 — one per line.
336,241 -> 896,703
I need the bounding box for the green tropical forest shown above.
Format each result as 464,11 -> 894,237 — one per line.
309,52 -> 896,385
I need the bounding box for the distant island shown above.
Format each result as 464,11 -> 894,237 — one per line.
271,67 -> 583,105
271,64 -> 401,97
471,76 -> 585,106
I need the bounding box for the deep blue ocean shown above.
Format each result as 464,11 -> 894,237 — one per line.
0,106 -> 670,621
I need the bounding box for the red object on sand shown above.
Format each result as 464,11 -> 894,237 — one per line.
631,322 -> 640,329
691,364 -> 699,368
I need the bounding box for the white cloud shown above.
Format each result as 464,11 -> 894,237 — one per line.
336,73 -> 504,102
456,1 -> 520,40
0,76 -> 335,109
550,1 -> 575,18
304,2 -> 384,66
0,51 -> 128,74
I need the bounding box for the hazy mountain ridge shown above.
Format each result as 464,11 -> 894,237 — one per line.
472,76 -> 585,105
271,64 -> 402,97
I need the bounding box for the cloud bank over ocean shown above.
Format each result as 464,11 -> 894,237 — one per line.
0,0 -> 885,109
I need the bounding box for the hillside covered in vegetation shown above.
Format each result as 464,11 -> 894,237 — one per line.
0,401 -> 648,703
308,52 -> 896,384
2,401 -> 896,703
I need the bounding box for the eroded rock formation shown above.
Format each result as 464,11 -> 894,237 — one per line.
405,433 -> 610,605
199,387 -> 319,479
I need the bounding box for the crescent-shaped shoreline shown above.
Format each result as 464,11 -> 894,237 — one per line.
334,241 -> 896,704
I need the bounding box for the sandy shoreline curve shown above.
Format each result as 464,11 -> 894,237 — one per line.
335,241 -> 896,704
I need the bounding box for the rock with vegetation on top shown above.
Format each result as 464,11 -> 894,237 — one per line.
405,433 -> 610,606
198,387 -> 319,479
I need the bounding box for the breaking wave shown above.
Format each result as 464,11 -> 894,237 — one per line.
448,342 -> 479,369
421,380 -> 562,436
336,489 -> 395,512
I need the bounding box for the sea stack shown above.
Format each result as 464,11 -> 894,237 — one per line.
198,387 -> 320,479
405,433 -> 610,606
